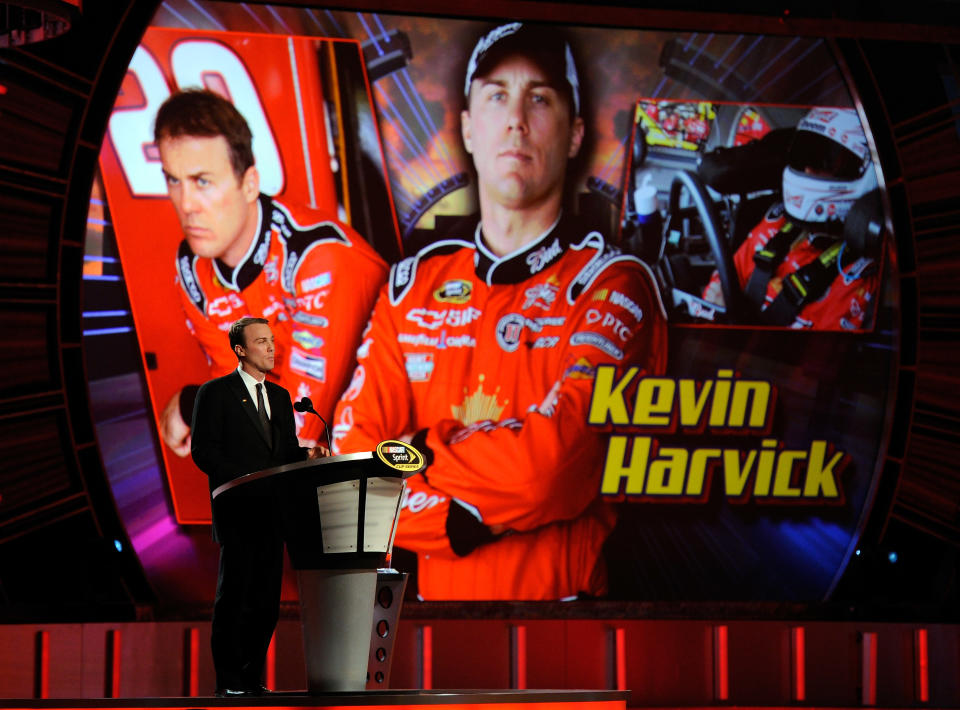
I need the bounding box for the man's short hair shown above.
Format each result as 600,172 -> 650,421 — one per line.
229,317 -> 270,358
464,22 -> 581,121
154,89 -> 255,181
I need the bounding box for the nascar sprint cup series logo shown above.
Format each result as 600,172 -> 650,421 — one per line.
376,440 -> 426,474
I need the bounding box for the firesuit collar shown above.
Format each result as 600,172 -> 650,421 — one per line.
213,194 -> 269,292
473,212 -> 569,286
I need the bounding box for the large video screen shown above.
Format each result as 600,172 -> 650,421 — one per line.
86,2 -> 897,603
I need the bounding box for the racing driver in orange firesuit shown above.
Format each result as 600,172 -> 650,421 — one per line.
333,23 -> 668,600
155,90 -> 387,452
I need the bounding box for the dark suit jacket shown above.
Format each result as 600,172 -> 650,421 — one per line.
191,370 -> 306,542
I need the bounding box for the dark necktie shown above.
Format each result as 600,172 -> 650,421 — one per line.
256,383 -> 273,447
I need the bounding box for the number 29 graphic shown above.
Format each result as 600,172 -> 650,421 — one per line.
107,40 -> 284,198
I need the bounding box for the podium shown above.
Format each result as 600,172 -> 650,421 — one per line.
212,441 -> 424,693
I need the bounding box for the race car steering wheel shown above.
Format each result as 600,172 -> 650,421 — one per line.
667,170 -> 743,322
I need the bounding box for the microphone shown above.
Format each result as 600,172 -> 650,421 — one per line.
294,397 -> 333,453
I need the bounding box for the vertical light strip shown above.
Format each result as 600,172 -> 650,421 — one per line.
511,625 -> 527,689
713,625 -> 729,701
791,626 -> 806,701
34,631 -> 50,699
915,628 -> 929,703
861,631 -> 877,706
287,37 -> 317,208
418,625 -> 433,690
266,631 -> 277,691
184,627 -> 199,697
105,629 -> 122,698
614,627 -> 627,691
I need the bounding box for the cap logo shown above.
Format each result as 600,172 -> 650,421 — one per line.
464,22 -> 522,97
464,22 -> 580,116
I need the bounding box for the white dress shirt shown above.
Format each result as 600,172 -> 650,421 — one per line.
237,365 -> 271,419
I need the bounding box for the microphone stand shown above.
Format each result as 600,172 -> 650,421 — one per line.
294,397 -> 334,454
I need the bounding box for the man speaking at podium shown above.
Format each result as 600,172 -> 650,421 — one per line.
191,316 -> 322,696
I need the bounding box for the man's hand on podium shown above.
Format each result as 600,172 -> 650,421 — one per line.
307,445 -> 330,459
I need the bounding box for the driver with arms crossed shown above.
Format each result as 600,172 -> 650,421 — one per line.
332,23 -> 668,600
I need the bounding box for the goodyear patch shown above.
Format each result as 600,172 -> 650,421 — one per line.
570,331 -> 624,360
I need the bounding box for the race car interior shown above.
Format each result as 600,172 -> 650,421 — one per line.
621,100 -> 886,326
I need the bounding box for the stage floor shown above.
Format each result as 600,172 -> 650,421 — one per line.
0,690 -> 629,710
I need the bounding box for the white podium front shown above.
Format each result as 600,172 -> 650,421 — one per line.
212,441 -> 424,693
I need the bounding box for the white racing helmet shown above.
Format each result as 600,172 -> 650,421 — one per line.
782,107 -> 878,223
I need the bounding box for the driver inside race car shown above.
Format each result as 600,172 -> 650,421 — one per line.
702,106 -> 882,330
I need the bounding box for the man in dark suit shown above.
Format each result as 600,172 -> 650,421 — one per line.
191,316 -> 321,696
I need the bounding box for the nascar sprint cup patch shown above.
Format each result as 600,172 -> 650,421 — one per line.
376,440 -> 426,474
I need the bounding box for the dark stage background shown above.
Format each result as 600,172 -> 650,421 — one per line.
0,0 -> 960,705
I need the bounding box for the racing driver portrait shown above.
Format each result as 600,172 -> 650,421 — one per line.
156,89 -> 388,453
333,23 -> 668,600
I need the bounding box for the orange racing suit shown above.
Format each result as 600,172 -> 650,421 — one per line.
333,214 -> 668,600
705,202 -> 879,330
176,194 -> 388,443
